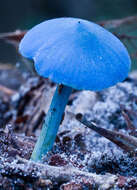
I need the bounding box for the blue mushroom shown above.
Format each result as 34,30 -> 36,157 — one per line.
19,17 -> 131,161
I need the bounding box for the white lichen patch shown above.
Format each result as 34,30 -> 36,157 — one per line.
57,75 -> 137,177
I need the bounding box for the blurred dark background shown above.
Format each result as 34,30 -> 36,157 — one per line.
0,0 -> 137,64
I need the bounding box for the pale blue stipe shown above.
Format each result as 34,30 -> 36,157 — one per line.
31,85 -> 72,161
19,17 -> 131,91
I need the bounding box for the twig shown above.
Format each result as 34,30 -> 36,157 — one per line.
0,30 -> 26,47
0,156 -> 117,189
76,113 -> 137,156
99,16 -> 137,29
0,84 -> 16,96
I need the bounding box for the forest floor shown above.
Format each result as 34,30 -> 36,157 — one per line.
0,65 -> 137,190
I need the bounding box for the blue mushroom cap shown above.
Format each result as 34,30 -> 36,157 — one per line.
19,18 -> 131,91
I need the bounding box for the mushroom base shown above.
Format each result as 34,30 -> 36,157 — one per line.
31,84 -> 72,161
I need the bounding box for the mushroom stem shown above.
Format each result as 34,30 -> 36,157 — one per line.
31,84 -> 72,161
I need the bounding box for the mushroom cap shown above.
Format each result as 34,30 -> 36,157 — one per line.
19,17 -> 131,91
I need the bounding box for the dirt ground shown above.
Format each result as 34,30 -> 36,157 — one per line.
0,66 -> 137,189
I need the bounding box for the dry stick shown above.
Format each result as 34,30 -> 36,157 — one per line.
0,84 -> 16,96
0,30 -> 26,47
0,156 -> 117,189
121,109 -> 137,137
76,113 -> 137,156
121,110 -> 135,131
98,15 -> 137,29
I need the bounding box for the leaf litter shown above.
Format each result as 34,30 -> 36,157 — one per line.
0,67 -> 137,189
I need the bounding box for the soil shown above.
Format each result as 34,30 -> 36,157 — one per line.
0,67 -> 137,190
